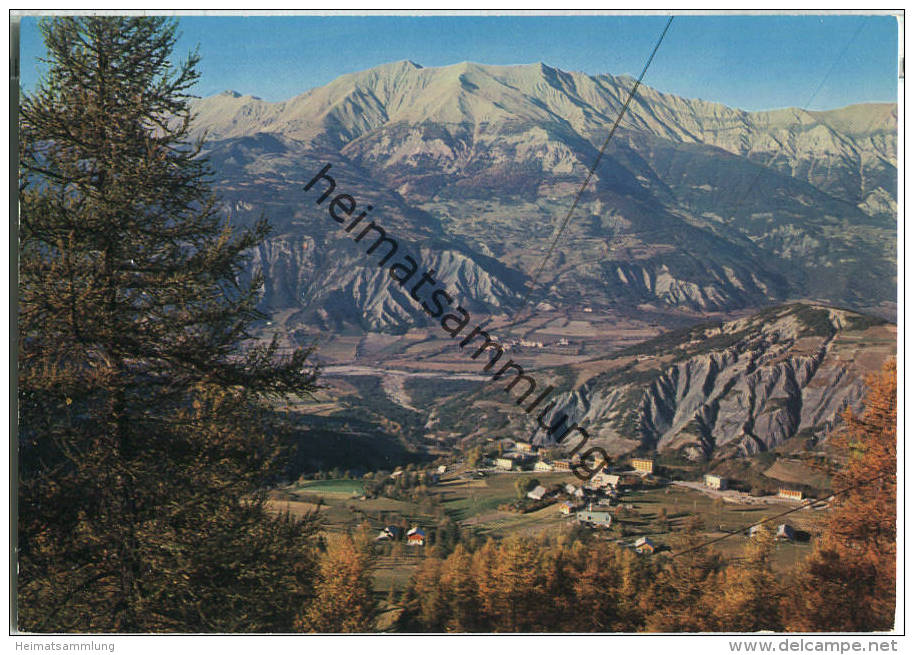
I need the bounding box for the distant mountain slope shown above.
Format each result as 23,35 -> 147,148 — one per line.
429,304 -> 895,460
190,61 -> 897,329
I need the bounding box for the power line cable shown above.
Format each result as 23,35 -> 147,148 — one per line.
514,15 -> 870,310
511,15 -> 675,321
712,16 -> 870,217
670,470 -> 894,558
606,16 -> 871,259
446,17 -> 874,429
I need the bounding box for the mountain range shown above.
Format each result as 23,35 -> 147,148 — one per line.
185,61 -> 896,465
190,60 -> 897,332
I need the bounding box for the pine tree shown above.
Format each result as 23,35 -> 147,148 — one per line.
568,543 -> 626,631
438,544 -> 480,632
784,359 -> 896,631
538,539 -> 580,630
643,535 -> 721,632
468,538 -> 500,629
400,555 -> 446,631
485,536 -> 549,631
18,16 -> 320,631
296,535 -> 376,632
708,524 -> 784,631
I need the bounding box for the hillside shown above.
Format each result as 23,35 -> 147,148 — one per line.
189,61 -> 896,331
428,303 -> 895,461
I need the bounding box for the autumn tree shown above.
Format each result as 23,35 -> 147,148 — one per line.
483,536 -> 551,631
643,535 -> 721,632
399,531 -> 656,632
18,16 -> 320,631
296,535 -> 376,632
437,544 -> 480,631
514,477 -> 540,499
707,524 -> 784,632
466,446 -> 484,468
399,555 -> 447,631
566,541 -> 632,631
784,359 -> 896,631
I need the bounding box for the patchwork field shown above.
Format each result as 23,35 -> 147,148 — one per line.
269,469 -> 827,596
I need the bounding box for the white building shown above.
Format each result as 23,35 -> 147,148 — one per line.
576,506 -> 613,527
495,457 -> 515,471
776,524 -> 796,541
704,474 -> 728,490
592,470 -> 621,489
526,485 -> 548,501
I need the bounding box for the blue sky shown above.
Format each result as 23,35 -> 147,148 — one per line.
18,14 -> 899,112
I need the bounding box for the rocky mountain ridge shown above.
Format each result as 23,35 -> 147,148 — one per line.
190,61 -> 897,330
429,304 -> 895,460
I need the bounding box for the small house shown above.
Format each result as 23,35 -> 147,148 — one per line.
704,474 -> 728,490
776,524 -> 796,541
406,527 -> 426,546
534,460 -> 554,472
376,525 -> 403,541
590,468 -> 610,484
592,470 -> 621,489
437,464 -> 448,475
497,452 -> 533,470
619,473 -> 643,489
576,506 -> 613,528
631,458 -> 655,474
634,537 -> 656,554
515,441 -> 536,454
559,501 -> 579,515
495,457 -> 515,471
564,483 -> 577,495
526,485 -> 548,501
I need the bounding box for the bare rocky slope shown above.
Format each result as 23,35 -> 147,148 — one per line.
192,61 -> 897,330
429,304 -> 895,461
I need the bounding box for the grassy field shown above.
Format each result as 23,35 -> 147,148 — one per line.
607,485 -> 821,568
295,479 -> 365,496
429,472 -> 579,534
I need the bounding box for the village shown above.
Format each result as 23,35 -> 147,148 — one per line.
460,441 -> 818,552
269,437 -> 829,598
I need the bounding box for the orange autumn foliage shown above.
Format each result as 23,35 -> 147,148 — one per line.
784,358 -> 896,631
